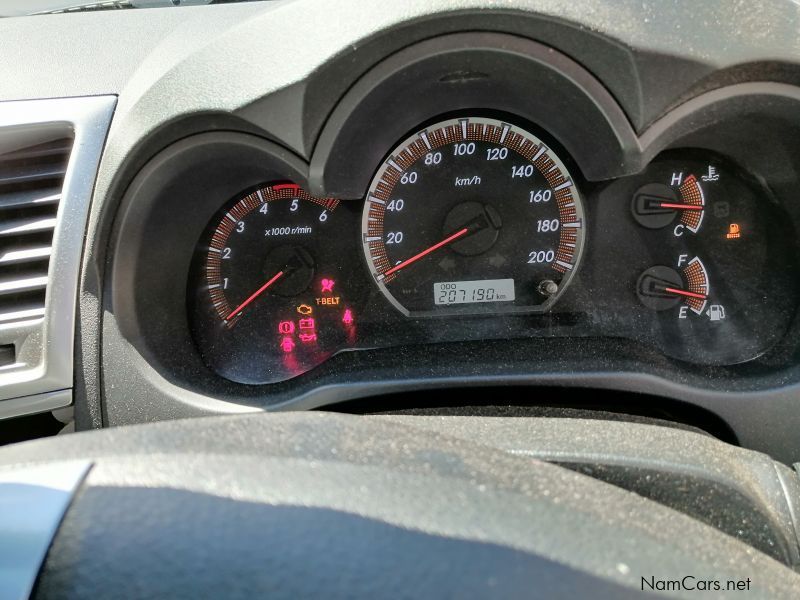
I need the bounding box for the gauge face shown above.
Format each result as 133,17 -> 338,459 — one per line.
636,257 -> 710,315
631,176 -> 705,234
361,116 -> 585,316
189,183 -> 364,385
596,152 -> 799,365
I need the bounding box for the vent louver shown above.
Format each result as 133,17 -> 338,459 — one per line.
0,96 -> 115,417
0,135 -> 72,324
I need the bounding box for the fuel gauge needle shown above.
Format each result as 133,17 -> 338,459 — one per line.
225,270 -> 285,321
662,286 -> 707,300
383,227 -> 470,277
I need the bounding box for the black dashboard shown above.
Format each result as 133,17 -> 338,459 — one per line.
2,0 -> 800,463
6,3 -> 800,598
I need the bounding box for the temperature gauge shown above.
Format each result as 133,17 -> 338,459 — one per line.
631,174 -> 705,236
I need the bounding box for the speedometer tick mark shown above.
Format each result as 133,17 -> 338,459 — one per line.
532,145 -> 548,161
553,180 -> 572,191
419,130 -> 432,150
386,158 -> 402,173
499,123 -> 510,144
459,119 -> 469,139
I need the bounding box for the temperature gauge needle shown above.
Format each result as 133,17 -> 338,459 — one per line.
657,202 -> 703,211
225,270 -> 285,321
662,286 -> 707,300
384,227 -> 469,277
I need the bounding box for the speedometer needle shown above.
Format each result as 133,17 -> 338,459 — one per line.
384,227 -> 469,277
225,270 -> 285,321
662,286 -> 707,300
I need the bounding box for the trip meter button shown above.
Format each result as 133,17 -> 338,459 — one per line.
361,116 -> 586,317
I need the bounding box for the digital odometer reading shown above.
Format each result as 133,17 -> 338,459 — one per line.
434,279 -> 515,306
361,116 -> 586,316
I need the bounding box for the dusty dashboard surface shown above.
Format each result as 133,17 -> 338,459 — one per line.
2,0 -> 799,461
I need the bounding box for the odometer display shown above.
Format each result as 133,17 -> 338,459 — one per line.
434,279 -> 515,306
361,116 -> 585,316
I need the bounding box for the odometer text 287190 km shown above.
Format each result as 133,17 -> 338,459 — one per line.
361,116 -> 586,316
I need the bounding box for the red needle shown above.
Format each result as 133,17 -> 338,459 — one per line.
225,270 -> 285,321
384,227 -> 470,277
663,286 -> 707,300
658,202 -> 703,211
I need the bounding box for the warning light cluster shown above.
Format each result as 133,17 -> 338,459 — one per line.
279,316 -> 318,352
277,276 -> 355,353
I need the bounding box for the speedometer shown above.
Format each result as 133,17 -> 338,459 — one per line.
361,116 -> 585,316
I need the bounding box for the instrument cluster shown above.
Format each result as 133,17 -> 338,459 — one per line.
187,115 -> 798,384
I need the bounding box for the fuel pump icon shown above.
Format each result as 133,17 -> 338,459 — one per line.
707,305 -> 725,321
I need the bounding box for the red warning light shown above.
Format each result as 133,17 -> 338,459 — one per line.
342,309 -> 354,325
278,321 -> 295,335
280,337 -> 295,353
299,318 -> 315,330
726,223 -> 741,239
299,333 -> 318,343
320,278 -> 335,293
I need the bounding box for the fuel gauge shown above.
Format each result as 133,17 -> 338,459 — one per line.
637,255 -> 709,318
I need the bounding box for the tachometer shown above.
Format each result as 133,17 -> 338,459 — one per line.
189,182 -> 364,385
361,116 -> 585,316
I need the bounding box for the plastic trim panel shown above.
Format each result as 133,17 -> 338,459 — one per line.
0,96 -> 116,416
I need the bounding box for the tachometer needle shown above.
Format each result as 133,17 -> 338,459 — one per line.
384,227 -> 470,277
225,270 -> 285,321
663,286 -> 707,300
657,202 -> 703,211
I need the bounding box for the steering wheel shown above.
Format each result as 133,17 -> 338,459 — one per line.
1,412 -> 799,599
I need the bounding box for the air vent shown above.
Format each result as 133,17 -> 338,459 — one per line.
0,135 -> 72,324
0,96 -> 115,417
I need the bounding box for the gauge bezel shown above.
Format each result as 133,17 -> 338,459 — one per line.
197,182 -> 339,326
107,131 -> 321,403
361,115 -> 586,317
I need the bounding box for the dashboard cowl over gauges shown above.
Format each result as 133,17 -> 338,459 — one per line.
309,33 -> 639,199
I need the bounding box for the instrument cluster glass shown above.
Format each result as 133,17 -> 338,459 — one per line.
361,117 -> 584,316
187,115 -> 799,384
